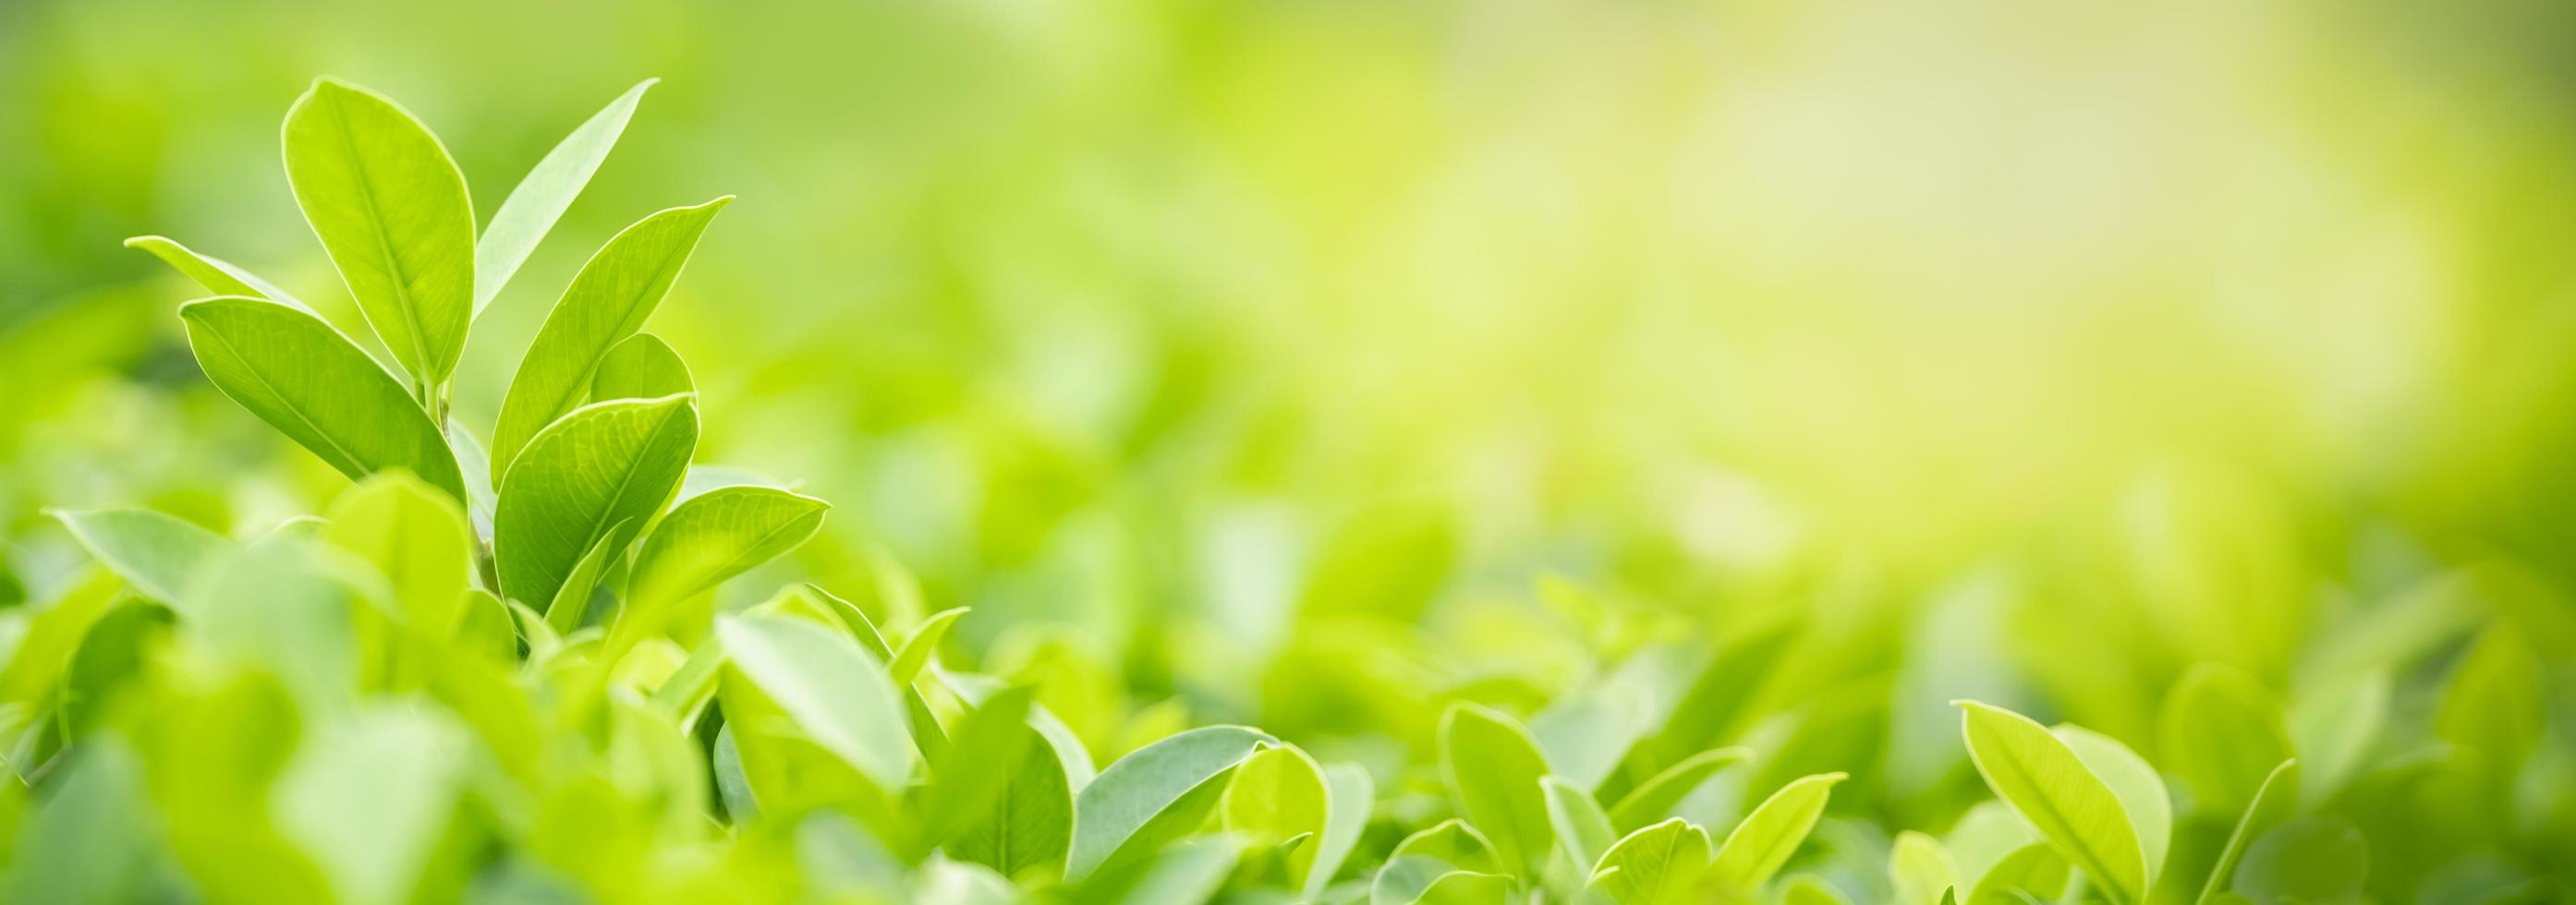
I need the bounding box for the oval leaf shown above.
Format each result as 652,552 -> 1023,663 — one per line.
1543,775 -> 1618,875
1439,703 -> 1556,879
1606,745 -> 1751,834
1067,725 -> 1272,882
50,508 -> 232,606
1709,771 -> 1844,892
322,473 -> 473,634
1221,743 -> 1330,878
1954,701 -> 2147,905
2157,664 -> 2292,816
475,79 -> 655,313
489,197 -> 732,482
493,393 -> 698,605
626,485 -> 829,612
177,297 -> 465,501
589,332 -> 694,403
1967,843 -> 2071,905
2054,725 -> 2170,887
715,613 -> 915,788
283,78 -> 474,384
1588,817 -> 1714,905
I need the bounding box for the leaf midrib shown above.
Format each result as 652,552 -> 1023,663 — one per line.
195,314 -> 370,475
1987,736 -> 2135,905
327,94 -> 439,381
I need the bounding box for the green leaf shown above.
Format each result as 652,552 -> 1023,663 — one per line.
456,588 -> 515,661
2435,628 -> 2546,781
1707,771 -> 1843,893
946,718 -> 1076,882
274,706 -> 470,905
890,607 -> 967,686
179,297 -> 466,501
123,235 -> 309,310
1587,817 -> 1714,905
1606,745 -> 1750,834
1066,725 -> 1272,882
1221,742 -> 1330,881
489,197 -> 732,482
1965,843 -> 2070,905
322,473 -> 472,634
918,687 -> 1037,849
475,79 -> 655,313
626,485 -> 828,615
715,612 -> 915,789
0,571 -> 123,709
2195,759 -> 2298,905
1414,870 -> 1511,905
589,332 -> 694,402
1371,819 -> 1501,905
1781,875 -> 1854,905
1307,762 -> 1376,900
1079,838 -> 1245,905
1439,702 -> 1556,879
283,78 -> 475,385
1889,830 -> 1962,905
2054,725 -> 2170,887
50,508 -> 231,605
1543,775 -> 1618,875
1604,621 -> 1797,802
542,517 -> 630,635
1954,701 -> 2147,905
2287,670 -> 2385,805
492,393 -> 698,605
2230,817 -> 2365,905
2157,664 -> 2292,816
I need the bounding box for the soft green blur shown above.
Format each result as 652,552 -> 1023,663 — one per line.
4,0 -> 2574,899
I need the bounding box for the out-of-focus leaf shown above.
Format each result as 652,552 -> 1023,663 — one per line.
2434,628 -> 2546,783
1604,621 -> 1799,802
1707,771 -> 1844,893
1965,842 -> 2070,905
2288,670 -> 2385,805
178,297 -> 466,501
489,197 -> 732,481
493,393 -> 697,605
1955,701 -> 2147,905
2230,816 -> 2366,905
50,508 -> 230,606
2196,759 -> 2299,905
1440,702 -> 1555,879
589,332 -> 694,402
2,740 -> 167,903
1606,745 -> 1750,834
2159,664 -> 2292,816
918,686 -> 1036,850
1077,836 -> 1245,905
1889,830 -> 1962,905
1221,742 -> 1330,882
945,718 -> 1075,882
1066,725 -> 1271,882
1307,762 -> 1375,900
322,473 -> 471,634
716,612 -> 915,789
0,571 -> 121,710
1587,817 -> 1714,905
475,79 -> 655,313
543,517 -> 630,635
889,607 -> 967,686
283,78 -> 474,385
1370,819 -> 1501,905
275,706 -> 471,905
1781,875 -> 1855,905
1543,775 -> 1618,875
2055,725 -> 2170,887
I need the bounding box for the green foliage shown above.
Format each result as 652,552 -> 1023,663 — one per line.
5,71 -> 2569,905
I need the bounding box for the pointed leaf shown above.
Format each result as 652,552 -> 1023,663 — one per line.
1307,763 -> 1376,900
489,198 -> 731,481
715,613 -> 915,788
179,297 -> 465,501
890,607 -> 967,686
1708,772 -> 1844,892
124,235 -> 310,311
626,485 -> 828,613
1066,725 -> 1272,882
1587,817 -> 1714,905
2194,760 -> 2298,905
1439,703 -> 1555,878
542,517 -> 630,634
2054,725 -> 2170,887
589,332 -> 693,402
475,79 -> 654,312
492,394 -> 697,605
284,78 -> 474,384
322,473 -> 472,634
947,719 -> 1076,881
1544,776 -> 1617,876
50,508 -> 231,606
1606,745 -> 1750,834
1954,701 -> 2147,905
1966,843 -> 2069,905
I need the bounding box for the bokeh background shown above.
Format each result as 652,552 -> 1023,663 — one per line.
5,0 -> 2573,899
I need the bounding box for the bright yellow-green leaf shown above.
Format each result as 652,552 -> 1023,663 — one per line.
1965,843 -> 2069,905
2054,725 -> 2169,887
1439,702 -> 1555,879
283,78 -> 474,386
1606,745 -> 1750,834
1889,830 -> 1961,905
626,485 -> 828,621
1066,725 -> 1271,882
475,79 -> 655,313
489,198 -> 732,482
2196,759 -> 2298,905
123,235 -> 309,310
1370,819 -> 1501,905
1543,775 -> 1618,875
1221,742 -> 1330,879
542,517 -> 631,635
322,473 -> 472,634
1955,701 -> 2146,905
1307,762 -> 1376,900
1588,817 -> 1714,905
715,612 -> 915,788
493,393 -> 698,605
179,297 -> 465,501
1708,771 -> 1844,893
589,332 -> 694,403
890,607 -> 968,686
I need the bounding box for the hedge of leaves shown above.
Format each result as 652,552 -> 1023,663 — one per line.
0,80 -> 2567,905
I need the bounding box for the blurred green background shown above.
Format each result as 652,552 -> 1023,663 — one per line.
4,0 -> 2573,898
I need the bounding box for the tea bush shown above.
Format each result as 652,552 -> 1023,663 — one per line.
0,78 -> 2566,905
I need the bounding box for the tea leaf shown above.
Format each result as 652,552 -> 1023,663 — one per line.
890,607 -> 968,685
1306,763 -> 1376,900
274,707 -> 470,905
2435,628 -> 2546,781
1606,745 -> 1750,834
1954,701 -> 2146,905
626,485 -> 829,613
283,78 -> 474,385
945,718 -> 1075,881
178,296 -> 466,501
1066,725 -> 1272,882
475,79 -> 655,313
1889,830 -> 1961,905
1965,843 -> 2070,905
123,235 -> 310,311
493,393 -> 698,605
2157,664 -> 2291,816
2194,759 -> 2298,905
1439,702 -> 1556,878
918,686 -> 1037,850
1220,743 -> 1330,880
1587,817 -> 1714,905
2054,725 -> 2169,887
1708,771 -> 1844,892
2287,670 -> 2385,805
715,612 -> 915,788
541,517 -> 630,635
1371,819 -> 1502,905
2230,817 -> 2365,905
1543,775 -> 1618,875
50,507 -> 231,605
589,332 -> 694,402
322,472 -> 472,634
489,198 -> 732,481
